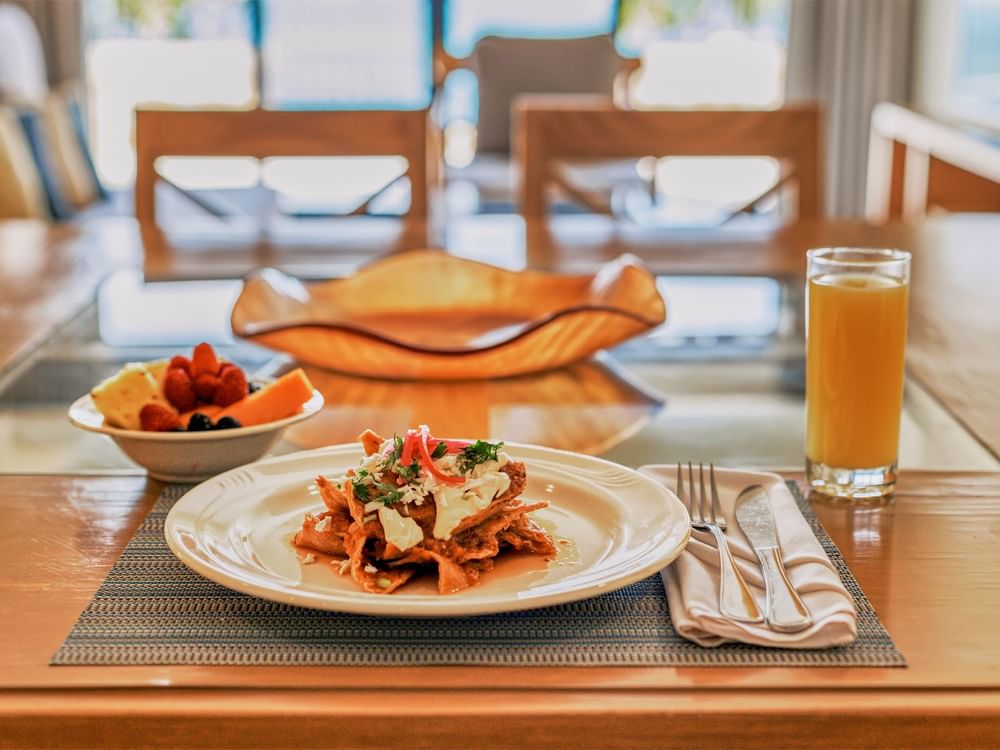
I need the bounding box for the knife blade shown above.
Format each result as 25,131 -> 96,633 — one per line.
734,484 -> 813,633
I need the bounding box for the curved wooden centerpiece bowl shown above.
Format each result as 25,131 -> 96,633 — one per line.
231,251 -> 666,380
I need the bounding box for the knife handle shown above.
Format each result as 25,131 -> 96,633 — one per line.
705,525 -> 764,624
758,547 -> 812,633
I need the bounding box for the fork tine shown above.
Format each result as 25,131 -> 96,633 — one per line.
709,463 -> 726,530
676,463 -> 689,515
698,463 -> 708,525
687,462 -> 697,522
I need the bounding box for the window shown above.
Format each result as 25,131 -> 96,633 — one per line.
916,0 -> 1000,130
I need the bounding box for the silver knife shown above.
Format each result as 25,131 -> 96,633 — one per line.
734,485 -> 813,633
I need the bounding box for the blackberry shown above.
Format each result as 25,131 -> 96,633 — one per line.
187,412 -> 214,432
215,416 -> 242,430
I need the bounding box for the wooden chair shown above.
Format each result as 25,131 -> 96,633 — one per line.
513,97 -> 823,221
134,107 -> 430,232
865,102 -> 1000,222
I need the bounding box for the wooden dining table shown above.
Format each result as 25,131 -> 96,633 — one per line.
2,213 -> 1000,748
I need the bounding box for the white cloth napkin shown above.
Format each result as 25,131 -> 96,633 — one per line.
640,465 -> 858,649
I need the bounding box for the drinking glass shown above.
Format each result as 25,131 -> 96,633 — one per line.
805,248 -> 911,499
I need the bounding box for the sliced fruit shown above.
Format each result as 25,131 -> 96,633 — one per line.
91,362 -> 176,430
212,368 -> 314,427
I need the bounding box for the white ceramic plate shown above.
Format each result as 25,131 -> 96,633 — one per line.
164,442 -> 690,617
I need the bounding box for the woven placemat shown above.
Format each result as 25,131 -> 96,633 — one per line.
53,481 -> 905,667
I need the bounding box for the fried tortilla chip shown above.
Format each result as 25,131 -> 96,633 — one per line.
294,437 -> 555,595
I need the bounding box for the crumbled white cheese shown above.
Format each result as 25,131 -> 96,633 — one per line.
364,563 -> 378,574
432,471 -> 511,540
301,553 -> 316,565
313,516 -> 331,533
377,505 -> 424,551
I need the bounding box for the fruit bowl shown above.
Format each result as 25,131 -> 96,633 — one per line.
68,390 -> 324,483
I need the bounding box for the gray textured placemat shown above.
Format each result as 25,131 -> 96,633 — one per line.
52,481 -> 905,667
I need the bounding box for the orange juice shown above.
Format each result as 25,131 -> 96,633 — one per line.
806,273 -> 909,469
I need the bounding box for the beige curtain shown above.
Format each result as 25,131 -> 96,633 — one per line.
785,0 -> 915,216
11,0 -> 83,88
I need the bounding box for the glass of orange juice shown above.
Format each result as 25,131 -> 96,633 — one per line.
806,248 -> 911,499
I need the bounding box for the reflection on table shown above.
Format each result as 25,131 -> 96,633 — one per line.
283,357 -> 662,455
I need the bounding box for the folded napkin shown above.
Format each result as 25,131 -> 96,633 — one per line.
640,465 -> 858,649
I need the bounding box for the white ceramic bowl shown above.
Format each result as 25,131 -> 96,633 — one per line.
68,390 -> 324,483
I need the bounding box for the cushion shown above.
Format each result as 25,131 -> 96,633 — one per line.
16,107 -> 75,220
44,93 -> 101,209
0,106 -> 49,219
63,92 -> 107,201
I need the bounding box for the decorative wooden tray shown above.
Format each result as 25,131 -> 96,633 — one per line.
230,251 -> 666,380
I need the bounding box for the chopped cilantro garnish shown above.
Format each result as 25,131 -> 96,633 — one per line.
374,481 -> 404,506
431,441 -> 448,459
397,459 -> 422,482
351,479 -> 371,502
379,435 -> 404,472
457,440 -> 504,473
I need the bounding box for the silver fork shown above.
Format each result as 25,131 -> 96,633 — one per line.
677,463 -> 763,624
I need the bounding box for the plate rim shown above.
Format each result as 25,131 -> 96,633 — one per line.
164,442 -> 690,617
67,389 -> 325,441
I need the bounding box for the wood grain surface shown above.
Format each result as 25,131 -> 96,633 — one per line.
2,214 -> 999,461
1,471 -> 1000,748
514,99 -> 823,219
3,213 -> 1000,746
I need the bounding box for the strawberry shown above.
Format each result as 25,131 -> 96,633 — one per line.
194,372 -> 221,403
163,367 -> 197,411
214,364 -> 249,407
191,342 -> 220,377
139,403 -> 181,432
168,355 -> 192,375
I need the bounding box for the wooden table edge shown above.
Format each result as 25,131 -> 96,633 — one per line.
2,687 -> 998,749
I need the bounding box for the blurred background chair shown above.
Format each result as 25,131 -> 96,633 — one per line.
134,108 -> 430,226
134,107 -> 431,269
432,0 -> 641,214
866,102 -> 1000,223
447,34 -> 637,213
515,97 -> 822,226
0,2 -> 103,221
471,35 -> 633,156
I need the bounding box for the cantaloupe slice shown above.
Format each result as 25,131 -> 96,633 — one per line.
211,368 -> 315,427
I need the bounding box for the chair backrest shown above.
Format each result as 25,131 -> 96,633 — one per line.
866,102 -> 1000,222
514,97 -> 823,219
133,107 -> 430,231
472,35 -> 625,155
